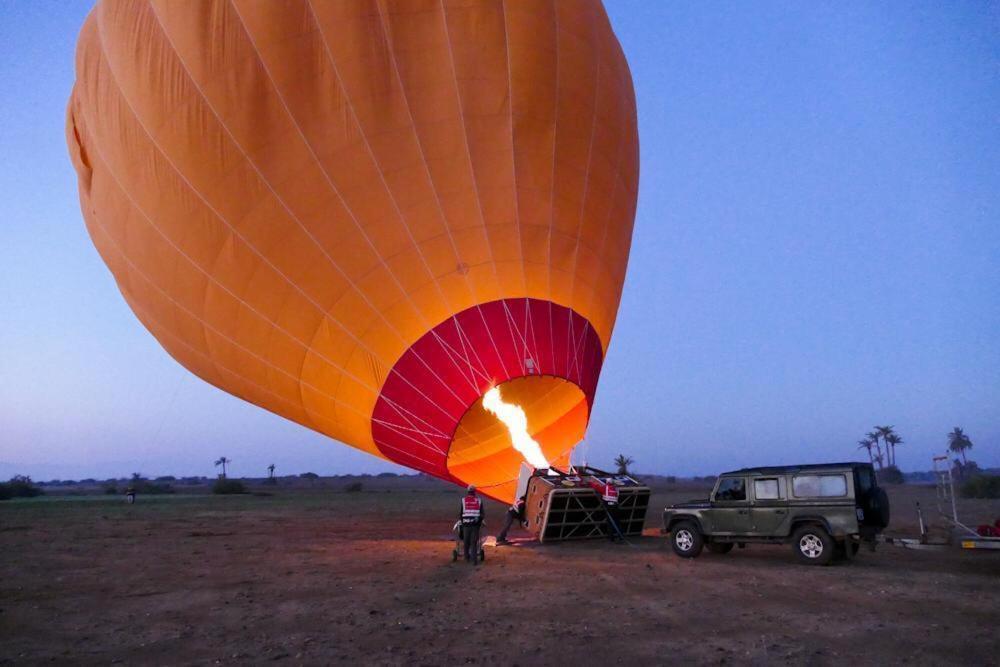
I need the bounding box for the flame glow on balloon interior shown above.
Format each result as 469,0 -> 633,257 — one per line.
482,385 -> 551,470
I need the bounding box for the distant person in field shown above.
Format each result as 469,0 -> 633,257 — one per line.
125,485 -> 136,504
459,485 -> 485,565
496,494 -> 526,545
589,476 -> 621,541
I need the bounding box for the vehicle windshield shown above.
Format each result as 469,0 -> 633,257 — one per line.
715,477 -> 746,501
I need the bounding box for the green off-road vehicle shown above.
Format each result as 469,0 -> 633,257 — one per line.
663,462 -> 890,565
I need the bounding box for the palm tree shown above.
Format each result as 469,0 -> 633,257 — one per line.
866,430 -> 884,469
214,457 -> 230,478
947,427 -> 973,465
884,433 -> 903,468
856,439 -> 874,465
875,426 -> 896,466
267,464 -> 275,480
613,454 -> 634,476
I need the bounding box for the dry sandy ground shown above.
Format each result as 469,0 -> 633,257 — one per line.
1,482 -> 998,665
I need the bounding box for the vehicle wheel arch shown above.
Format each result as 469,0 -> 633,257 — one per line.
789,516 -> 833,536
668,515 -> 705,534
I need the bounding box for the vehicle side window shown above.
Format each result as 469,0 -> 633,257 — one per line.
792,474 -> 847,498
715,477 -> 746,501
753,478 -> 781,500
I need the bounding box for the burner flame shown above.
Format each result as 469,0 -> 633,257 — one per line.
482,386 -> 550,470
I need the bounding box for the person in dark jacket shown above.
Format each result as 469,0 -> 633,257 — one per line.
496,495 -> 526,544
459,485 -> 485,564
589,477 -> 622,541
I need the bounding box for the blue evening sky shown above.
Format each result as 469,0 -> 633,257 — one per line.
1,2 -> 997,480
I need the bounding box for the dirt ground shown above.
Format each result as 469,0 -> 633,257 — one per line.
2,481 -> 998,665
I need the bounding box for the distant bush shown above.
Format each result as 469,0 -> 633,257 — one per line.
299,472 -> 320,480
155,475 -> 176,482
960,475 -> 1000,499
879,465 -> 904,485
0,475 -> 44,500
103,485 -> 119,495
212,479 -> 246,495
954,460 -> 981,481
376,472 -> 398,478
345,481 -> 364,493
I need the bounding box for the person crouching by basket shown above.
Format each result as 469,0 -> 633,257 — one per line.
589,477 -> 622,542
496,494 -> 526,545
460,485 -> 485,565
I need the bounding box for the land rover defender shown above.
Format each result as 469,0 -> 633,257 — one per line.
662,462 -> 890,565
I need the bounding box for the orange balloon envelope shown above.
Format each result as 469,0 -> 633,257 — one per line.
67,0 -> 639,501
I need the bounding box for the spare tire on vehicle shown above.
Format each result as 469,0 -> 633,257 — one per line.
864,486 -> 891,528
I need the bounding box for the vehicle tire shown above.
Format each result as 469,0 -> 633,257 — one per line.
792,524 -> 834,565
866,487 -> 891,528
706,542 -> 734,555
670,521 -> 704,558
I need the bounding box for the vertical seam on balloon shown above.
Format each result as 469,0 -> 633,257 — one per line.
568,307 -> 580,380
547,0 -> 559,312
500,298 -> 535,374
300,0 -> 481,408
437,1 -> 512,381
584,53 -> 632,336
566,4 -> 603,360
436,0 -> 501,283
371,0 -> 492,398
79,34 -> 455,447
140,3 -> 468,417
547,300 -> 555,375
500,0 -> 530,298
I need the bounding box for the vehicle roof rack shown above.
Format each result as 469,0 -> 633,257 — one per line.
719,461 -> 869,476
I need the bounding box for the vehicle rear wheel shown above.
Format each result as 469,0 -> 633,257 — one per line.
706,542 -> 734,554
670,521 -> 704,558
792,525 -> 834,565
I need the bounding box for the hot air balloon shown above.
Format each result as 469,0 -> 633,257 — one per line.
66,0 -> 639,502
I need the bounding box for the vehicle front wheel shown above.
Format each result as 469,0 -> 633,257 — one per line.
706,542 -> 734,555
792,525 -> 834,565
670,521 -> 704,558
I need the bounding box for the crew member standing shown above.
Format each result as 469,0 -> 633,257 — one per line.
496,494 -> 526,544
460,485 -> 485,564
590,477 -> 621,541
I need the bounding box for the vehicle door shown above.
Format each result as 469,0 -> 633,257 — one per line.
707,476 -> 751,534
750,476 -> 789,535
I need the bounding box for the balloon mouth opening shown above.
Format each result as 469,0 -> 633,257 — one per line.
446,376 -> 589,501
